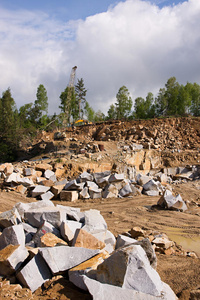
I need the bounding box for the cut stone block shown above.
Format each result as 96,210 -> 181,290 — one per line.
79,171 -> 94,182
15,199 -> 54,219
21,177 -> 34,187
56,205 -> 84,222
40,191 -> 54,201
137,174 -> 152,186
93,171 -> 111,182
0,207 -> 21,228
87,181 -> 100,191
39,232 -> 68,247
14,184 -> 27,195
60,221 -> 82,243
0,245 -> 29,276
23,168 -> 35,176
64,180 -> 84,191
89,190 -> 102,199
31,185 -> 50,197
109,173 -> 124,183
39,246 -> 100,275
24,207 -> 66,228
102,184 -> 118,198
143,179 -> 161,192
44,169 -> 55,179
95,175 -> 110,188
17,253 -> 51,292
96,244 -> 163,296
79,187 -> 90,199
69,251 -> 109,290
51,184 -> 65,198
0,224 -> 25,250
60,190 -> 79,201
119,183 -> 133,197
72,228 -> 105,250
82,209 -> 107,234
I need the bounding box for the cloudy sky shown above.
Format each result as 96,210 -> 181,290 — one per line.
0,0 -> 199,115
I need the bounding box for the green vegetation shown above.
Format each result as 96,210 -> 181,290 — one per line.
0,76 -> 200,162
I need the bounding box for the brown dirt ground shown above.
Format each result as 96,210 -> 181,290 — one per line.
0,180 -> 200,299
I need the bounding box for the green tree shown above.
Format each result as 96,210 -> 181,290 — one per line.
155,88 -> 167,116
59,86 -> 76,124
115,86 -> 132,119
75,78 -> 87,119
84,101 -> 95,122
186,82 -> 200,116
107,104 -> 117,120
134,97 -> 146,119
165,77 -> 180,115
35,84 -> 48,115
0,88 -> 19,161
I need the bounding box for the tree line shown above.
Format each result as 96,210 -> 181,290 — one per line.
0,76 -> 200,161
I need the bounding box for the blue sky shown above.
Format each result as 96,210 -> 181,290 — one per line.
1,0 -> 199,115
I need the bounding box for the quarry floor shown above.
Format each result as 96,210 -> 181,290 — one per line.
0,180 -> 200,299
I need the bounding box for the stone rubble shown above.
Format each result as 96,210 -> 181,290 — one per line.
0,197 -> 195,297
1,161 -> 197,212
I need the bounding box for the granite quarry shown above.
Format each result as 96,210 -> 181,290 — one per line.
0,117 -> 200,299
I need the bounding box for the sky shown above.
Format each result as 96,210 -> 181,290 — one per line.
0,0 -> 199,115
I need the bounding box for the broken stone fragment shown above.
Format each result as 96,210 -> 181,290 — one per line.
13,184 -> 27,195
79,187 -> 90,199
82,209 -> 107,234
31,185 -> 50,197
157,190 -> 187,212
130,227 -> 145,239
0,207 -> 21,228
56,205 -> 84,222
83,276 -> 178,300
72,228 -> 105,250
60,190 -> 79,201
24,207 -> 66,228
64,180 -> 84,191
0,245 -> 29,276
109,173 -> 124,183
35,163 -> 53,172
152,236 -> 174,250
51,184 -> 65,198
69,251 -> 109,290
15,199 -> 55,219
89,190 -> 102,199
79,171 -> 94,182
39,232 -> 68,247
102,184 -> 118,198
0,224 -> 25,250
32,220 -> 61,246
44,169 -> 55,179
60,220 -> 82,243
40,191 -> 54,201
95,244 -> 163,297
39,246 -> 100,275
16,253 -> 51,292
119,183 -> 133,197
115,234 -> 138,249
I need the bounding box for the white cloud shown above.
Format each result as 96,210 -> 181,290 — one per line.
0,0 -> 200,115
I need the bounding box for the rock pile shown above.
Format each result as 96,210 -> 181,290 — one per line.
0,200 -> 178,299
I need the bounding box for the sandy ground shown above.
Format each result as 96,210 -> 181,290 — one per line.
0,180 -> 200,299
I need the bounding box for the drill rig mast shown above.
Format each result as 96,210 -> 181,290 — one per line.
64,66 -> 77,124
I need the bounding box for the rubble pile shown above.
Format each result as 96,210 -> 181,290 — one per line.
0,199 -> 181,299
67,118 -> 200,151
1,162 -> 198,211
